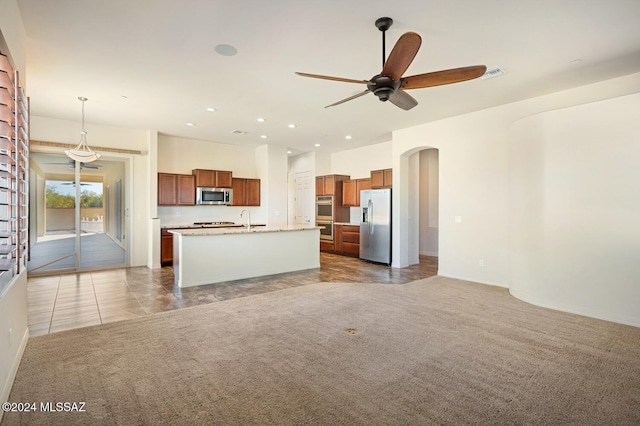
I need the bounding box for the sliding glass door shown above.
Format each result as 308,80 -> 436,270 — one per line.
28,153 -> 126,275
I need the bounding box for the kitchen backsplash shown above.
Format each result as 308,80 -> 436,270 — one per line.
158,206 -> 261,225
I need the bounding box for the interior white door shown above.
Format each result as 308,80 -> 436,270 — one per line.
294,171 -> 312,226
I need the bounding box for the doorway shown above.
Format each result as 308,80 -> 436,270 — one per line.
403,148 -> 439,266
27,153 -> 127,275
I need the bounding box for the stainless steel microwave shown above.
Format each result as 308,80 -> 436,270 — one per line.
196,187 -> 233,205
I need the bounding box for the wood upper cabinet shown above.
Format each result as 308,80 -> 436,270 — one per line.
192,169 -> 233,188
371,168 -> 392,189
158,173 -> 195,206
316,174 -> 350,196
177,174 -> 196,205
342,178 -> 371,207
342,180 -> 357,207
246,178 -> 260,206
232,178 -> 261,206
158,173 -> 178,205
316,175 -> 336,196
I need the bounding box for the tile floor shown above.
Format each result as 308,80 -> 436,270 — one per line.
27,253 -> 438,336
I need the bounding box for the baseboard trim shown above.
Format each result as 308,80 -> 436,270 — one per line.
509,287 -> 640,328
419,251 -> 438,257
0,327 -> 29,421
438,273 -> 508,289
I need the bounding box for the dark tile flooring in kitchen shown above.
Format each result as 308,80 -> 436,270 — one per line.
27,253 -> 438,336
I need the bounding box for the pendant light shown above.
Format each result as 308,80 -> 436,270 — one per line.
65,96 -> 101,162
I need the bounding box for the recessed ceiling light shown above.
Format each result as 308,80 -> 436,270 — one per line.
206,107 -> 216,112
215,44 -> 238,56
315,143 -> 320,147
120,95 -> 128,100
186,122 -> 195,127
345,135 -> 352,140
257,117 -> 266,122
260,135 -> 268,139
570,59 -> 583,65
288,124 -> 296,128
232,130 -> 248,135
287,150 -> 292,154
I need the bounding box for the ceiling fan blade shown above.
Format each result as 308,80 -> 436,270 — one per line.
325,90 -> 370,108
388,90 -> 418,111
381,32 -> 422,81
401,65 -> 487,90
296,72 -> 373,85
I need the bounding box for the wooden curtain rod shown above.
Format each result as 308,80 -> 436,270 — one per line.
31,140 -> 143,155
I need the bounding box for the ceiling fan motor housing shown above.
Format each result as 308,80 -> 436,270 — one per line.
368,75 -> 400,102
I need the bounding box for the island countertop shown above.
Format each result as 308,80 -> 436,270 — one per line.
168,225 -> 321,236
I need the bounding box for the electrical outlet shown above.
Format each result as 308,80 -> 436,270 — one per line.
455,216 -> 462,223
479,259 -> 485,267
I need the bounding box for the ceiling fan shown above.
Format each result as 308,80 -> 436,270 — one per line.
45,159 -> 102,169
296,17 -> 487,111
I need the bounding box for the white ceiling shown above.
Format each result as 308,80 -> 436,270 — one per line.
15,0 -> 640,155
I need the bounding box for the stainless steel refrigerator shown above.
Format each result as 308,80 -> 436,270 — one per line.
360,188 -> 391,265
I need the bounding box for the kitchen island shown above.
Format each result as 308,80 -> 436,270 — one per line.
169,225 -> 320,288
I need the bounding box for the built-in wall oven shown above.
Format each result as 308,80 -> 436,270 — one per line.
316,196 -> 334,241
317,220 -> 334,241
316,196 -> 333,221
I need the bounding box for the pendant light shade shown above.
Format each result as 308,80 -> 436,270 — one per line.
65,97 -> 101,162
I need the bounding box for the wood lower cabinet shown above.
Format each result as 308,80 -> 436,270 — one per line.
161,229 -> 173,266
232,178 -> 260,206
192,169 -> 233,188
341,225 -> 360,257
327,224 -> 360,257
320,240 -> 334,253
158,173 -> 195,206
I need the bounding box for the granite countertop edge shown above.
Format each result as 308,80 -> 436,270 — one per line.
162,223 -> 265,229
168,225 -> 322,236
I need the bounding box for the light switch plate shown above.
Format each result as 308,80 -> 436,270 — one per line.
454,216 -> 462,223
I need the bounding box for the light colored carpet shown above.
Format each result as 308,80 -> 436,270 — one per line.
3,276 -> 640,425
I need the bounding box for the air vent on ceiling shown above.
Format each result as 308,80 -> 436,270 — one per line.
481,66 -> 505,80
231,130 -> 249,135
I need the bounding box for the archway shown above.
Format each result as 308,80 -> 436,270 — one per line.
392,146 -> 439,269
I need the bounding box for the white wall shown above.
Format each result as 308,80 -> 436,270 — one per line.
103,161 -> 125,243
31,116 -> 148,152
255,144 -> 288,227
509,93 -> 640,327
393,72 -> 640,326
331,141 -> 392,178
419,149 -> 439,257
393,72 -> 640,283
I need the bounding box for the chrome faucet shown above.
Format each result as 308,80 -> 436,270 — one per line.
240,209 -> 251,229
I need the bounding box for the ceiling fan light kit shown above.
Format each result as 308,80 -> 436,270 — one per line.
296,17 -> 487,111
65,96 -> 101,163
